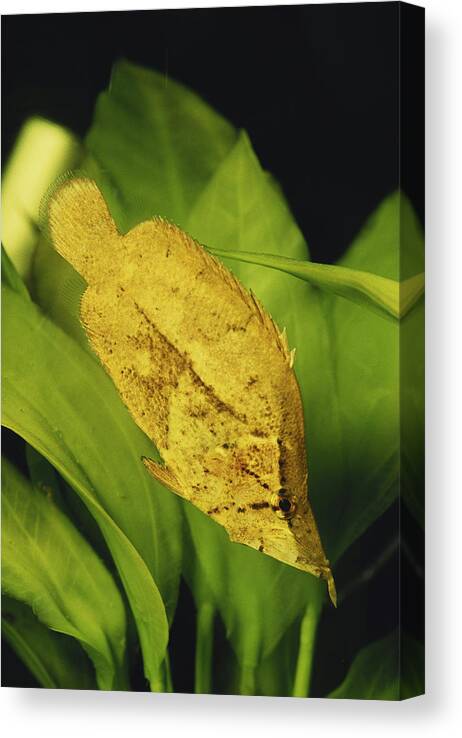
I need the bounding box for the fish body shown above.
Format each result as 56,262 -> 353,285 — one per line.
47,177 -> 335,604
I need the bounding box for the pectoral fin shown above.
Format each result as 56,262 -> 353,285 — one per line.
142,457 -> 185,498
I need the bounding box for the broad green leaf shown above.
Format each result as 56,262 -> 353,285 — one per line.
85,59 -> 237,232
1,284 -> 181,689
208,248 -> 424,320
329,631 -> 424,700
2,596 -> 96,690
328,192 -> 424,545
1,458 -> 126,690
322,291 -> 400,558
337,190 -> 424,281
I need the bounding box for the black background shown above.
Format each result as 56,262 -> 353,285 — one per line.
1,2 -> 424,695
2,2 -> 424,262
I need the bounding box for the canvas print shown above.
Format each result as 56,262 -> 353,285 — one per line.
1,2 -> 424,698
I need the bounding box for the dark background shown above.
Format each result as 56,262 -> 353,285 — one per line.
1,2 -> 424,694
2,2 -> 424,262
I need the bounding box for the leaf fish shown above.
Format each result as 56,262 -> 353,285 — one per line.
47,177 -> 336,605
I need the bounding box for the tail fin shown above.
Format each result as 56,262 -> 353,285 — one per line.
43,176 -> 119,283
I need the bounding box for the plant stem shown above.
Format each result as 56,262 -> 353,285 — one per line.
292,602 -> 321,698
194,602 -> 215,694
240,664 -> 256,696
164,650 -> 173,693
150,654 -> 173,693
150,663 -> 166,693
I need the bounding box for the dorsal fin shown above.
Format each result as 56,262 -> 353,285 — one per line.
153,219 -> 294,366
206,252 -> 293,366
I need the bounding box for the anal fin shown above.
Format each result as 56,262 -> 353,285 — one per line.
142,457 -> 185,498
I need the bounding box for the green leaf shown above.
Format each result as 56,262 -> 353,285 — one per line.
208,248 -> 423,320
337,190 -> 424,281
1,458 -> 127,690
328,631 -> 424,700
2,596 -> 96,690
1,285 -> 182,689
326,192 -> 424,550
2,245 -> 31,300
25,444 -> 112,564
85,59 -> 237,232
26,443 -> 64,501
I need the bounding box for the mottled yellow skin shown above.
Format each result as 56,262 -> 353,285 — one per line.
47,177 -> 335,604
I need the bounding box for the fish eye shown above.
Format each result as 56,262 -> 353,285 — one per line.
272,491 -> 297,519
278,497 -> 292,513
